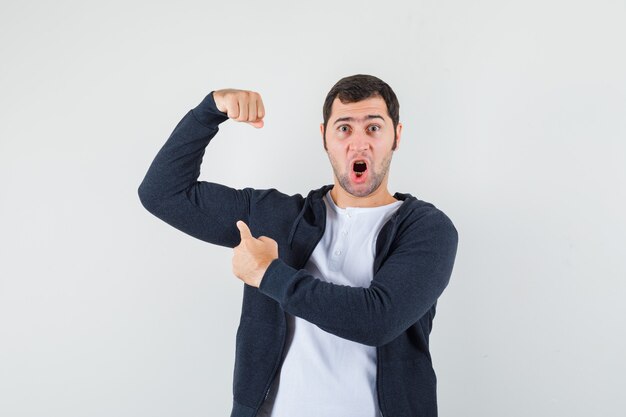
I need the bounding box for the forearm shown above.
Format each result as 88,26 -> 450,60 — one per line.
258,211 -> 459,347
138,91 -> 229,209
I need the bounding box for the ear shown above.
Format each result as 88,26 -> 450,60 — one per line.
394,122 -> 403,151
320,123 -> 326,150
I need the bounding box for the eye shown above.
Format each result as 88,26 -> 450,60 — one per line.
368,125 -> 381,132
338,125 -> 350,132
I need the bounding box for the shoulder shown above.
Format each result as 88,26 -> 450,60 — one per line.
397,196 -> 458,244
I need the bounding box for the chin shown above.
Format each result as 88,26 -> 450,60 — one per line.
344,180 -> 380,198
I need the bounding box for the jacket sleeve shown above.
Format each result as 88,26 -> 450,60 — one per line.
137,91 -> 254,248
257,209 -> 459,346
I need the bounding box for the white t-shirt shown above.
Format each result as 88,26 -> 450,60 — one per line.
258,190 -> 403,417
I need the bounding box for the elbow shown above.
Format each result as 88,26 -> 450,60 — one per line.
137,180 -> 161,214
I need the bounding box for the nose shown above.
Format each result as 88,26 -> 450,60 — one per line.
349,133 -> 370,153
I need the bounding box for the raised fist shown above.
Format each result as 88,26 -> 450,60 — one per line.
213,89 -> 265,128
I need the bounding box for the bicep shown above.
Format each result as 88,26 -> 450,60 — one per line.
142,180 -> 252,248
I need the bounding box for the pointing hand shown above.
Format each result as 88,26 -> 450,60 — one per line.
232,220 -> 278,287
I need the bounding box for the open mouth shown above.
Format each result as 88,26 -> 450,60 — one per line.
353,160 -> 367,177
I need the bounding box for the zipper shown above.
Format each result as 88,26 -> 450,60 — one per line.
254,212 -> 326,416
254,314 -> 286,417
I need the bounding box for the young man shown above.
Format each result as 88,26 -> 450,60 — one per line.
138,74 -> 459,417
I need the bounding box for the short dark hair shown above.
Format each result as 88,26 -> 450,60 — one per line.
322,74 -> 400,150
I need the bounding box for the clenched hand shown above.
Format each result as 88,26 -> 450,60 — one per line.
213,89 -> 265,129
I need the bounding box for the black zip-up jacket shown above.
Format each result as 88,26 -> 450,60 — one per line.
138,91 -> 459,417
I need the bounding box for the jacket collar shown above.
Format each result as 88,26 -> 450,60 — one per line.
287,184 -> 418,248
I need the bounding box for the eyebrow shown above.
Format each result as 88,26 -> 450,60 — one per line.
332,115 -> 385,126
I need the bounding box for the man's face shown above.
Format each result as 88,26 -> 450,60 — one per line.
320,95 -> 402,198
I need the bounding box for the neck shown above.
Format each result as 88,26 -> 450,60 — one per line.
330,181 -> 397,208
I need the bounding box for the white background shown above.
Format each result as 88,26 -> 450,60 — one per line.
1,0 -> 625,416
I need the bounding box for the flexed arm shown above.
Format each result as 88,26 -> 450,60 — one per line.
138,89 -> 266,248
